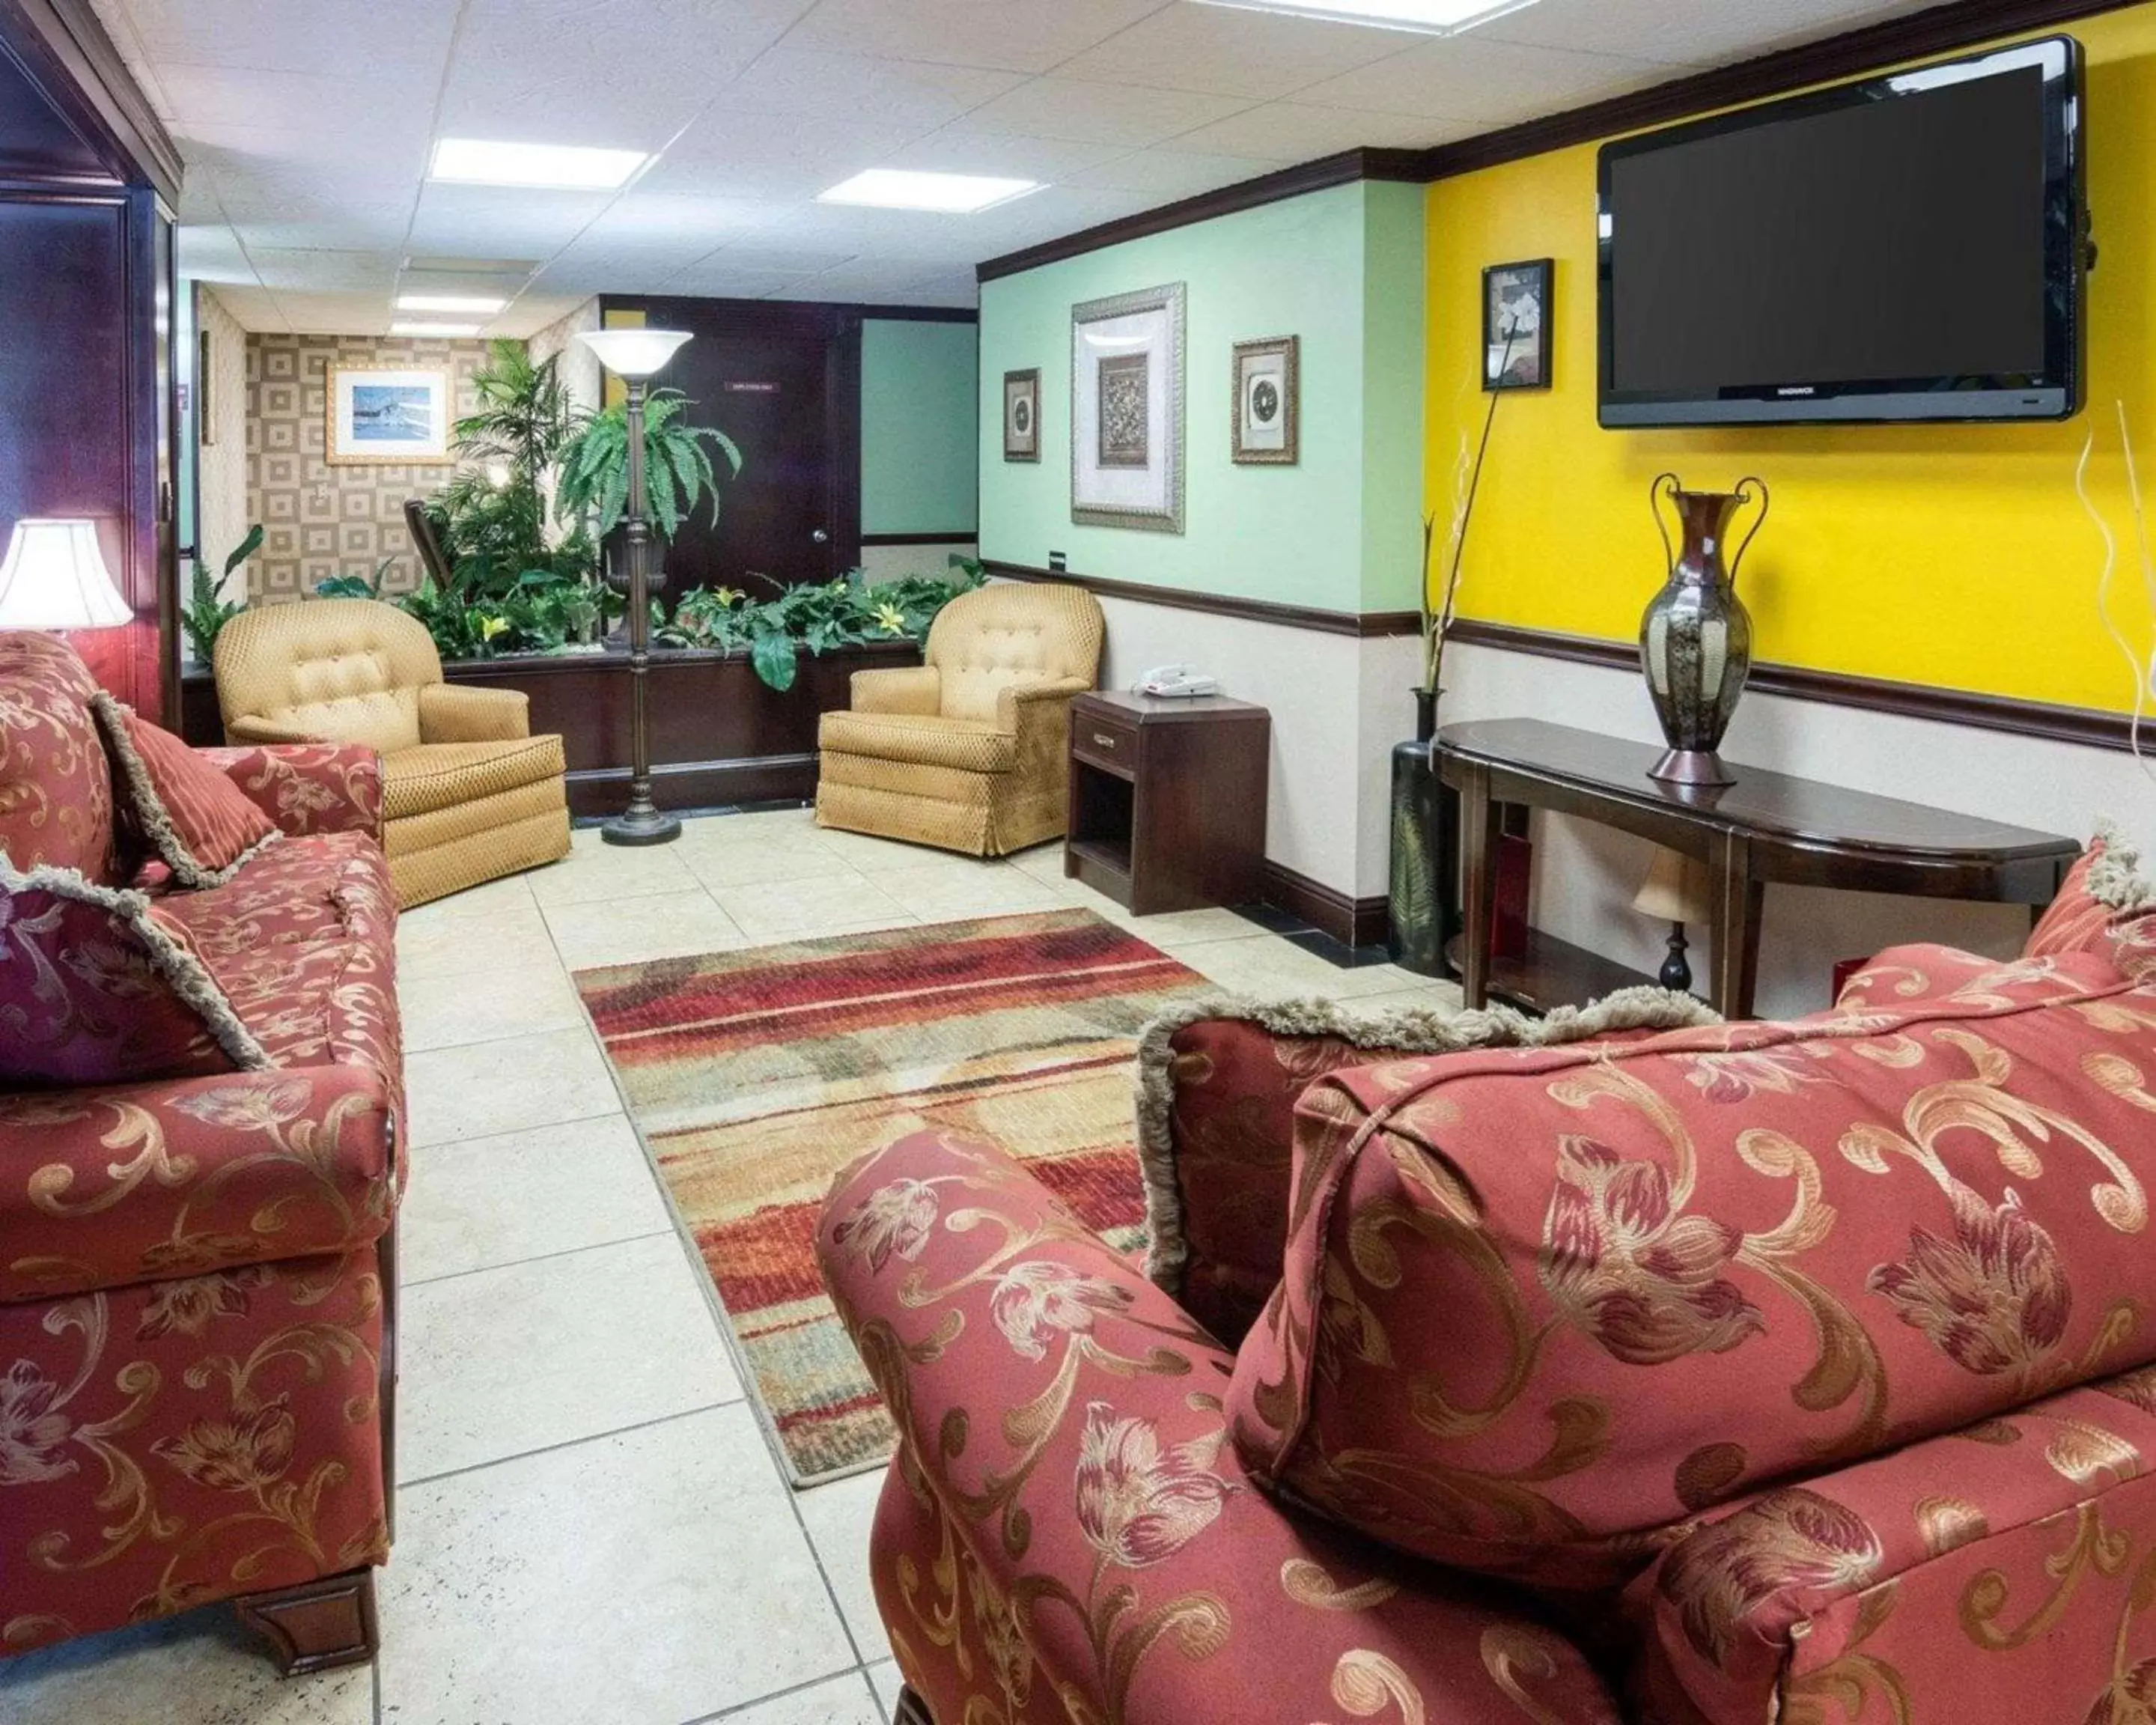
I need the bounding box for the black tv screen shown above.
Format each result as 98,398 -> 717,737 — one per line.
1598,37 -> 2085,426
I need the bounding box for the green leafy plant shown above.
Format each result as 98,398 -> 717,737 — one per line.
555,391 -> 743,544
183,523 -> 264,662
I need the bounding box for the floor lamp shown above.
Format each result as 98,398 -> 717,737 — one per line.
576,327 -> 693,847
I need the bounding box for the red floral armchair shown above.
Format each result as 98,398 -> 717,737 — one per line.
1,632 -> 400,1674
820,836 -> 2156,1725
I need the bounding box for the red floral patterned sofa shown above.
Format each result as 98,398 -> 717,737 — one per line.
819,834 -> 2156,1724
0,631 -> 401,1673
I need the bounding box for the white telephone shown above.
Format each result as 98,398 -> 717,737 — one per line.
1136,664 -> 1219,699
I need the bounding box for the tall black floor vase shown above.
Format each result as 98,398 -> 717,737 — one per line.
1386,689 -> 1459,977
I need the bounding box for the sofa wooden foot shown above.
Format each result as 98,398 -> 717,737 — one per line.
894,1684 -> 936,1725
234,1567 -> 379,1676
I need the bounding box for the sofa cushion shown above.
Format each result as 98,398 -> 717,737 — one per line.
819,708 -> 1017,774
381,735 -> 565,821
93,692 -> 280,886
1226,948 -> 2156,1589
0,629 -> 115,880
0,859 -> 269,1083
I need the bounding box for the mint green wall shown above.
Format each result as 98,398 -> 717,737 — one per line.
976,182 -> 1424,612
862,318 -> 978,536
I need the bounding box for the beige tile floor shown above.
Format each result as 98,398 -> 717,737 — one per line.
0,806 -> 1460,1725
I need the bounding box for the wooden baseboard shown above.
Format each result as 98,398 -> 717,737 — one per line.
1260,859 -> 1389,949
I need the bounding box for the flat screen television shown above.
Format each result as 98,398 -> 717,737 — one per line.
1598,36 -> 2086,428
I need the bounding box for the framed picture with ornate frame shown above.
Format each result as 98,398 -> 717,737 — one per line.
1482,258 -> 1552,392
1071,282 -> 1184,534
1002,368 -> 1040,462
325,364 -> 454,466
1231,335 -> 1298,465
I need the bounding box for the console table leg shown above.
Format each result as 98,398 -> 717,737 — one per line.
1459,764 -> 1499,1010
1708,831 -> 1763,1020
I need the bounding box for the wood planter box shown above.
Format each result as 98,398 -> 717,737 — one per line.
179,638 -> 922,819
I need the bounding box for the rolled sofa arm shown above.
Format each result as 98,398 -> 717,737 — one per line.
851,665 -> 943,717
817,1129 -> 1621,1725
198,743 -> 384,839
1630,1372 -> 2156,1725
419,681 -> 529,743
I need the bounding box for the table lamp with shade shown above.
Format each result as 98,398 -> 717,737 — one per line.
0,518 -> 130,632
574,327 -> 694,847
1633,845 -> 1712,994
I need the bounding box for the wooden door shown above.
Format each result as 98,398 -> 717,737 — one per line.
621,298 -> 861,595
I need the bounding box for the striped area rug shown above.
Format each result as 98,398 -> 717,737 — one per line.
573,907 -> 1214,1485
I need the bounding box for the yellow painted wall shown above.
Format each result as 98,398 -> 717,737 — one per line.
1425,5 -> 2156,715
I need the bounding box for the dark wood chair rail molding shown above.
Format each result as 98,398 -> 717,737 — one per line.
861,529 -> 979,547
1448,618 -> 2144,755
972,0 -> 2138,284
984,557 -> 1419,638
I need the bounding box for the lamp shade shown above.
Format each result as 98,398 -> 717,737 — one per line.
0,519 -> 130,630
576,328 -> 692,380
1633,846 -> 1711,924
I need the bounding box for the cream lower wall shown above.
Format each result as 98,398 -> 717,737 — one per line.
1440,642 -> 2155,1020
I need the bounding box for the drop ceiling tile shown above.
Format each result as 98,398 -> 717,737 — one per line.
117,0 -> 457,74
181,120 -> 433,184
714,49 -> 1026,130
271,290 -> 398,333
1476,0 -> 1936,70
155,61 -> 441,139
406,183 -> 616,255
1056,5 -> 1416,100
493,293 -> 592,337
228,210 -> 416,252
176,224 -> 253,282
778,0 -> 1169,75
529,258 -> 704,296
874,130 -> 1136,183
700,243 -> 864,274
1294,34 -> 1672,125
642,110 -> 929,200
197,284 -> 290,330
248,248 -> 402,292
1164,100 -> 1458,161
948,77 -> 1253,148
657,259 -> 822,299
1062,147 -> 1279,198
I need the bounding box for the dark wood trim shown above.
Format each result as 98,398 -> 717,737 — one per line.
1413,0 -> 2140,182
1448,618 -> 2143,754
0,0 -> 181,201
856,305 -> 977,324
965,1 -> 2137,283
986,558 -> 1418,637
1261,858 -> 1390,949
232,1569 -> 378,1677
564,754 -> 820,819
975,147 -> 1427,284
829,308 -> 864,575
861,529 -> 978,547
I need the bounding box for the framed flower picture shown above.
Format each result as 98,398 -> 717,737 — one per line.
326,365 -> 453,465
1231,335 -> 1298,465
1071,282 -> 1184,534
1483,258 -> 1552,392
1003,368 -> 1040,462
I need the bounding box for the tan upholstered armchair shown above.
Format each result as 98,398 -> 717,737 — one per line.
213,597 -> 571,907
816,582 -> 1105,856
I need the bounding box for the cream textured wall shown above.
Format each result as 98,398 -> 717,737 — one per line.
244,333 -> 495,601
195,289 -> 251,600
526,296 -> 603,420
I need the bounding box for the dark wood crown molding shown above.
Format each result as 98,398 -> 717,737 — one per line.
969,0 -> 2137,283
1447,618 -> 2142,755
0,0 -> 181,203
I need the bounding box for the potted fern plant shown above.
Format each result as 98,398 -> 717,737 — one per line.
182,523 -> 263,664
552,389 -> 742,603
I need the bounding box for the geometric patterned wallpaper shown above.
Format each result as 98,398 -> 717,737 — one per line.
244,334 -> 494,602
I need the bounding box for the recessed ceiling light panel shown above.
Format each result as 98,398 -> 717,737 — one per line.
391,320 -> 483,337
1190,0 -> 1538,32
396,293 -> 507,314
430,138 -> 648,190
817,168 -> 1041,214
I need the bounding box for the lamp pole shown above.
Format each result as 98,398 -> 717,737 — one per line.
576,328 -> 694,847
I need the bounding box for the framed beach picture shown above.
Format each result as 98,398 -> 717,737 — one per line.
326,365 -> 453,465
1071,282 -> 1184,533
1003,368 -> 1040,462
1231,335 -> 1298,465
1483,258 -> 1552,391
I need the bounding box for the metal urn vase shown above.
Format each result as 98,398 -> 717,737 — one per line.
1639,472 -> 1768,788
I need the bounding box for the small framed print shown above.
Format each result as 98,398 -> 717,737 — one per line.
1231,335 -> 1298,465
1002,368 -> 1040,462
326,365 -> 453,465
1482,258 -> 1552,391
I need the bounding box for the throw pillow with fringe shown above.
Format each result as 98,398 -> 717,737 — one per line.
91,693 -> 279,889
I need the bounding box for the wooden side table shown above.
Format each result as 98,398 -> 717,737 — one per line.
1065,690 -> 1270,916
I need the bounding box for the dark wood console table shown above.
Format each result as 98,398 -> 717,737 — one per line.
1435,718 -> 2079,1018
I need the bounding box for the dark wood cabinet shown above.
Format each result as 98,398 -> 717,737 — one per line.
1065,691 -> 1270,916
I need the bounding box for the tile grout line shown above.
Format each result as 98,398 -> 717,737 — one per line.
673,1660 -> 876,1725
396,1399 -> 739,1492
402,1104 -> 624,1157
399,1226 -> 678,1290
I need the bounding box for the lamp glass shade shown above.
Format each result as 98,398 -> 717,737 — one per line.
0,519 -> 131,630
1633,847 -> 1712,924
576,329 -> 692,380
